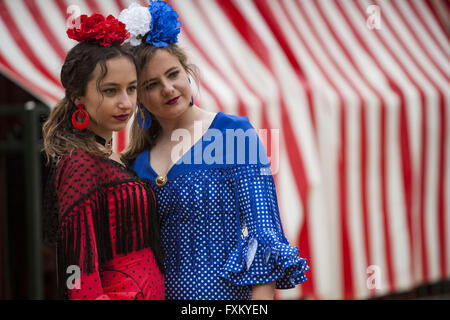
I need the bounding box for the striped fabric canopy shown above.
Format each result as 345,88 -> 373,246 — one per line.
0,0 -> 449,300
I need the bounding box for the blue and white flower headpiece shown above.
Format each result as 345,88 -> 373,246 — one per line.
118,0 -> 181,47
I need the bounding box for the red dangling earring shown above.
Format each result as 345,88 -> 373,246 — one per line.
72,104 -> 90,130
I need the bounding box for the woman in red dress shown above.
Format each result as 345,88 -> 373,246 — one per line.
42,13 -> 164,300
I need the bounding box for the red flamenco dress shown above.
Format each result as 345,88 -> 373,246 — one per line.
44,150 -> 165,300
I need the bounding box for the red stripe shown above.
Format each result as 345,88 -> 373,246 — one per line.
335,0 -> 417,288
293,0 -> 379,298
217,0 -> 314,299
390,1 -> 449,82
437,95 -> 448,278
115,0 -> 127,11
174,0 -> 248,117
377,1 -> 450,280
0,1 -> 61,87
425,0 -> 450,38
275,0 -> 353,299
116,130 -> 126,153
357,0 -> 431,291
254,0 -> 316,135
352,0 -> 427,286
337,0 -> 408,293
411,0 -> 450,60
388,78 -> 416,280
24,0 -> 66,61
85,0 -> 101,14
54,0 -> 67,18
0,54 -> 60,103
165,0 -> 226,113
374,0 -> 448,283
251,0 -> 316,299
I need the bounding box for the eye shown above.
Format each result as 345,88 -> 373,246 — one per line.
144,82 -> 157,91
102,88 -> 116,95
168,71 -> 179,78
128,85 -> 137,93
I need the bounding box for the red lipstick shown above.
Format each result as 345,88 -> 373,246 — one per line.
166,96 -> 180,105
113,114 -> 129,122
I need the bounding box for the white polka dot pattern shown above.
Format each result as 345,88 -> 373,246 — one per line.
149,164 -> 310,300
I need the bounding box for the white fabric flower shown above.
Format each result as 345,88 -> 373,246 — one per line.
118,2 -> 152,46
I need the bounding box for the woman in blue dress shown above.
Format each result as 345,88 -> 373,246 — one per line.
120,1 -> 309,300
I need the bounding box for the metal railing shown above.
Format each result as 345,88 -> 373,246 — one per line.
0,102 -> 49,299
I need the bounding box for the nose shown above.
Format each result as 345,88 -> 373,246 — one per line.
118,89 -> 135,111
161,80 -> 175,97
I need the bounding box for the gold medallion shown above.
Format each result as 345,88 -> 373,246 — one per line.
155,175 -> 167,187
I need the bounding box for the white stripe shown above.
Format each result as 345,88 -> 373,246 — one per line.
446,111 -> 450,277
179,37 -> 239,115
413,0 -> 450,56
429,0 -> 450,33
380,0 -> 450,90
344,93 -> 369,299
62,0 -> 90,15
35,0 -> 74,52
309,89 -> 340,300
194,84 -> 221,114
360,0 -> 442,285
341,0 -> 422,194
194,0 -> 266,127
5,0 -> 63,76
0,18 -> 63,100
309,0 -> 374,299
277,141 -> 303,300
95,0 -> 120,15
424,93 -> 442,282
396,0 -> 450,77
175,0 -> 262,121
366,97 -> 390,297
385,90 -> 413,292
264,0 -> 322,186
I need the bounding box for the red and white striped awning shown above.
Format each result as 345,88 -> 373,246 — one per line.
1,0 -> 449,300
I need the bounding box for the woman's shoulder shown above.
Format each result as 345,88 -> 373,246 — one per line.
215,112 -> 254,132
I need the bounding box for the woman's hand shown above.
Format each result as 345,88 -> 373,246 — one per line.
252,282 -> 276,300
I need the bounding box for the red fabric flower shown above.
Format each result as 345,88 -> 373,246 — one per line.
67,13 -> 130,47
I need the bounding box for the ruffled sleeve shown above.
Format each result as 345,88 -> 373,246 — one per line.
218,164 -> 310,289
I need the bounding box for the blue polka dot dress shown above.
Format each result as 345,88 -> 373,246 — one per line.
130,112 -> 309,300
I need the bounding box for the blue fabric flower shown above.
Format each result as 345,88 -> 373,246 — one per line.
146,0 -> 181,47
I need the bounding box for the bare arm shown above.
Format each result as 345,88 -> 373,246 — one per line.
252,282 -> 276,300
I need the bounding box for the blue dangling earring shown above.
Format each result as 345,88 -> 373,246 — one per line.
188,78 -> 194,106
136,104 -> 152,130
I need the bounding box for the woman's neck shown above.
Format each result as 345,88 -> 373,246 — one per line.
157,106 -> 201,140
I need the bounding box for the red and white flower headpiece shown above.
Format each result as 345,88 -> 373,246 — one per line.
67,13 -> 130,47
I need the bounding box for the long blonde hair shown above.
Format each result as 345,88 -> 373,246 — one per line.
122,43 -> 198,165
42,42 -> 137,163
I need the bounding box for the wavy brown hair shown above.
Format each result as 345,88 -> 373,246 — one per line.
122,43 -> 198,165
42,41 -> 137,163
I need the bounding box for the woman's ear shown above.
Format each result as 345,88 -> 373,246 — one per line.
74,97 -> 83,106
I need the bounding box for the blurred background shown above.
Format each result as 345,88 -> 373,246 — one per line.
0,0 -> 449,300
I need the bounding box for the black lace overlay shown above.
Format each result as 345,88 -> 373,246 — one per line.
43,150 -> 165,295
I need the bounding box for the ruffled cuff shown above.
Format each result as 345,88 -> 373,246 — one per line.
218,230 -> 310,289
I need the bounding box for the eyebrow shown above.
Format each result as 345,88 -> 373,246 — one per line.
141,67 -> 179,87
101,80 -> 138,87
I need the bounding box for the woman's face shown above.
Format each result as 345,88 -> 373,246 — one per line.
77,56 -> 137,138
138,49 -> 191,121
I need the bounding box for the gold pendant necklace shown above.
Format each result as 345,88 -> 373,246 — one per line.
155,175 -> 167,187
